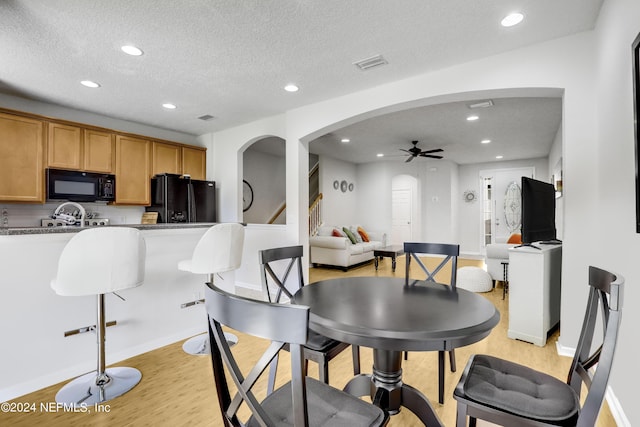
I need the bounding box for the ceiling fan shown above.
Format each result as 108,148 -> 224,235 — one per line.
400,140 -> 444,162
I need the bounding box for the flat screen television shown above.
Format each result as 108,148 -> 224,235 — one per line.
520,176 -> 559,245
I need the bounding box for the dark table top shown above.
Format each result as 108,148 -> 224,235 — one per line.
293,276 -> 500,352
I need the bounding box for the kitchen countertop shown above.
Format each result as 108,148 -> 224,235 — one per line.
0,223 -> 219,236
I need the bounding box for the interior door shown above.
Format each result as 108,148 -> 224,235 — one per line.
391,188 -> 412,246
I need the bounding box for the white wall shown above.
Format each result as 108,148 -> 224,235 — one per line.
591,0 -> 640,423
548,123 -> 564,240
318,155 -> 358,226
355,159 -> 459,243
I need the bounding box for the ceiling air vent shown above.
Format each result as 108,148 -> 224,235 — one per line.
467,100 -> 494,109
198,114 -> 216,121
353,54 -> 388,71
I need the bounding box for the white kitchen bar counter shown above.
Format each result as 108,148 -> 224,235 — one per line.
0,224 -> 232,402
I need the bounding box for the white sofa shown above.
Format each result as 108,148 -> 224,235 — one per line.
310,225 -> 387,270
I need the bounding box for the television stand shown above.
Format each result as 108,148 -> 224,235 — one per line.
539,239 -> 562,245
508,244 -> 562,346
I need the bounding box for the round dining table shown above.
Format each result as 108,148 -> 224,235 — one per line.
293,276 -> 500,426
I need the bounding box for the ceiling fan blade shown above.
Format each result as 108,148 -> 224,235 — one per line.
421,154 -> 443,159
420,148 -> 444,154
405,156 -> 415,163
399,149 -> 412,154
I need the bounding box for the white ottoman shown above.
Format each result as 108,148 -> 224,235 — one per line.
457,266 -> 493,292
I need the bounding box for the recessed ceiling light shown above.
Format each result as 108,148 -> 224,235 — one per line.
80,80 -> 100,88
284,84 -> 299,92
121,45 -> 143,56
162,103 -> 177,109
481,139 -> 491,144
501,12 -> 524,27
467,115 -> 479,121
341,138 -> 350,143
377,153 -> 384,157
496,155 -> 504,159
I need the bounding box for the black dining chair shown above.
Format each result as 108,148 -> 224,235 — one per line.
259,245 -> 361,395
404,241 -> 460,405
204,281 -> 389,427
453,265 -> 624,427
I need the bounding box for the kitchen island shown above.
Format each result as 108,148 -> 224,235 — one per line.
0,223 -> 232,402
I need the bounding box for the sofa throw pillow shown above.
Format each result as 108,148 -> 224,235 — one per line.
331,228 -> 343,238
357,226 -> 370,242
507,233 -> 522,244
350,225 -> 363,243
342,227 -> 357,244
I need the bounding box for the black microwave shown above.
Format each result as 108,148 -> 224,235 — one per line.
46,168 -> 116,202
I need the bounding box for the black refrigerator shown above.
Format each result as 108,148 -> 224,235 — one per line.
146,173 -> 216,223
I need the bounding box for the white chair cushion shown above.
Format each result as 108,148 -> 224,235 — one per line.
51,227 -> 146,296
187,223 -> 245,274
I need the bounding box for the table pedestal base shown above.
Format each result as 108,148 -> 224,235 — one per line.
343,350 -> 443,426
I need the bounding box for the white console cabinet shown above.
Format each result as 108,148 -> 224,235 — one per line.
507,244 -> 562,346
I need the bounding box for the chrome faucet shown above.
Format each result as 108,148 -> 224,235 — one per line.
53,202 -> 86,227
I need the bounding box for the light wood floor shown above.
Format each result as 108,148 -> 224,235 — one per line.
3,256 -> 616,426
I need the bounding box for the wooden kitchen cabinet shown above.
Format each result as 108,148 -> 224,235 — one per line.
115,135 -> 151,205
83,129 -> 115,173
152,141 -> 182,175
47,123 -> 114,173
182,146 -> 206,180
47,122 -> 82,170
0,113 -> 45,202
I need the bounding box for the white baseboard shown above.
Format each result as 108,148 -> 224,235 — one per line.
236,280 -> 262,292
555,341 -> 629,425
606,387 -> 631,426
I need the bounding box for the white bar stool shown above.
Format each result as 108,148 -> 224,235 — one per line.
51,227 -> 146,405
178,223 -> 244,355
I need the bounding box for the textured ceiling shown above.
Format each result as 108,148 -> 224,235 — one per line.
0,0 -> 602,163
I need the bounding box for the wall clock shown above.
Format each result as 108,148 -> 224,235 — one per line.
463,190 -> 477,203
243,179 -> 254,212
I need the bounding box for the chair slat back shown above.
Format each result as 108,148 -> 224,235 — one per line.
404,242 -> 460,288
569,266 -> 624,426
259,245 -> 305,303
205,282 -> 310,426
